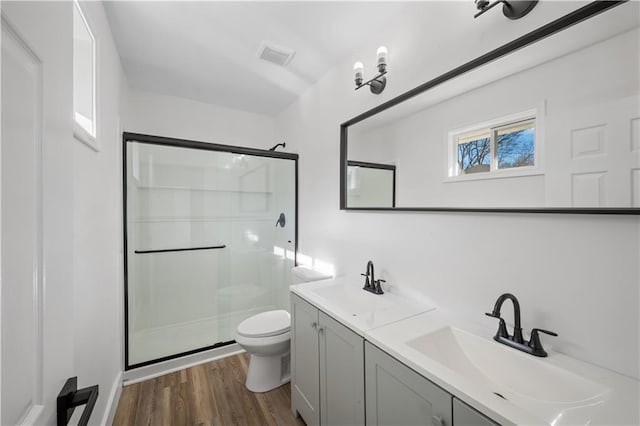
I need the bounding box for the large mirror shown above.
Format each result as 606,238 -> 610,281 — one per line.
341,2 -> 640,213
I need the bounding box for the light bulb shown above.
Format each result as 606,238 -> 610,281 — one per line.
354,61 -> 364,87
353,61 -> 364,75
376,46 -> 387,64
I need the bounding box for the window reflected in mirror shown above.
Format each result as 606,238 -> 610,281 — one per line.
450,115 -> 537,179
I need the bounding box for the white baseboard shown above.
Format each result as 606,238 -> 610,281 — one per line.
123,343 -> 244,386
19,404 -> 44,426
101,371 -> 123,426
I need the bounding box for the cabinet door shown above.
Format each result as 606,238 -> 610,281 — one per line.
319,312 -> 365,426
365,343 -> 452,426
453,398 -> 499,426
291,294 -> 320,425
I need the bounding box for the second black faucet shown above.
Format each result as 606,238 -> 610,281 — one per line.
485,292 -> 557,357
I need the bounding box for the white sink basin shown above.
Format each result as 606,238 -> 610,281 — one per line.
407,326 -> 611,424
291,276 -> 433,335
311,283 -> 393,315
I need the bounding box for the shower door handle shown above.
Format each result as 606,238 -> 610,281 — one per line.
135,245 -> 226,254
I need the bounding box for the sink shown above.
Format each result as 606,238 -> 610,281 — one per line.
407,326 -> 611,425
291,278 -> 432,335
311,283 -> 393,315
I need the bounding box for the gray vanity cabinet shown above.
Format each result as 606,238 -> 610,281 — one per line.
365,342 -> 453,426
291,294 -> 365,426
291,294 -> 321,425
453,398 -> 499,426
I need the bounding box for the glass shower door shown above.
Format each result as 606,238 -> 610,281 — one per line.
124,137 -> 296,368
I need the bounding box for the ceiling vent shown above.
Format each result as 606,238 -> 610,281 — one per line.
257,42 -> 295,67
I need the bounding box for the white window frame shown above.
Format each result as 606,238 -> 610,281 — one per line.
73,0 -> 99,151
444,105 -> 545,182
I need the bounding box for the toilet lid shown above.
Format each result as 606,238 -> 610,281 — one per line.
237,310 -> 290,338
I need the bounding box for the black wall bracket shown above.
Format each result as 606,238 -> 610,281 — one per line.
57,377 -> 99,426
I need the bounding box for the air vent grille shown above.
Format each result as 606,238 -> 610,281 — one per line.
257,42 -> 295,66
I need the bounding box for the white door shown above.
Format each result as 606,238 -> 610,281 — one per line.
546,95 -> 640,207
1,2 -> 75,425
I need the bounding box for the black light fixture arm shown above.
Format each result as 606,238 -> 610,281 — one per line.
474,0 -> 504,18
355,71 -> 388,95
474,0 -> 538,20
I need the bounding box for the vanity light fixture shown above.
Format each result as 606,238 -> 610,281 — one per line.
354,46 -> 387,95
474,0 -> 538,19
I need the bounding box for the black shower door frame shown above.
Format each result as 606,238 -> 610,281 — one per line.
122,132 -> 299,370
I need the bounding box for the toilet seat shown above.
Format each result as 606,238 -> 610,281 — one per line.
237,310 -> 290,338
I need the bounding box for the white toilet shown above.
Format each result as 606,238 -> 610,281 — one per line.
235,266 -> 332,392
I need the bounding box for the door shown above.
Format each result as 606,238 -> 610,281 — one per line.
546,94 -> 640,207
291,294 -> 320,426
124,137 -> 297,367
319,311 -> 364,426
365,342 -> 452,426
1,2 -> 75,425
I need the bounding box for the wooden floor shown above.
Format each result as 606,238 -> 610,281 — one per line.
113,353 -> 305,426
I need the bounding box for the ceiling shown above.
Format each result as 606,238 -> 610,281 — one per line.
104,1 -> 415,116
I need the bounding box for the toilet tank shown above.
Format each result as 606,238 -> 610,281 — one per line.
291,266 -> 332,284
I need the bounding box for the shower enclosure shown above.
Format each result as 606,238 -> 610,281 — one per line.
123,133 -> 297,369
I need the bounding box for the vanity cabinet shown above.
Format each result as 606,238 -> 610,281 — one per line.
291,294 -> 365,426
453,398 -> 499,426
291,294 -> 320,425
365,342 -> 452,426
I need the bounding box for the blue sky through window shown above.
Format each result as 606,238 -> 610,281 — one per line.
497,127 -> 534,169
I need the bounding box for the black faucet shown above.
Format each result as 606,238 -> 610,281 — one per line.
361,260 -> 384,295
485,293 -> 557,357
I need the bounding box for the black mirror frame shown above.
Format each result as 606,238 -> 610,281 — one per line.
340,0 -> 638,215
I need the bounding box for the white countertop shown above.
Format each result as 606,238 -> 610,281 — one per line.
290,275 -> 434,336
291,278 -> 640,426
366,310 -> 639,426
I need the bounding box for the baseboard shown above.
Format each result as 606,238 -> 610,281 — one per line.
123,343 -> 244,386
101,371 -> 123,426
19,404 -> 44,426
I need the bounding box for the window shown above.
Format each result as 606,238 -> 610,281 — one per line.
448,109 -> 541,180
73,0 -> 98,150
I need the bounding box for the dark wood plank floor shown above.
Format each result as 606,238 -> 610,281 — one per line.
113,353 -> 306,426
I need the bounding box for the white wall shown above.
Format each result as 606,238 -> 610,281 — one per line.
276,2 -> 640,379
125,88 -> 277,150
72,2 -> 125,424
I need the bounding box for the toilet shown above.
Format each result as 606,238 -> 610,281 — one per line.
235,266 -> 332,392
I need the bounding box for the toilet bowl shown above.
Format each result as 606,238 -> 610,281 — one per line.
235,266 -> 332,392
236,310 -> 291,392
